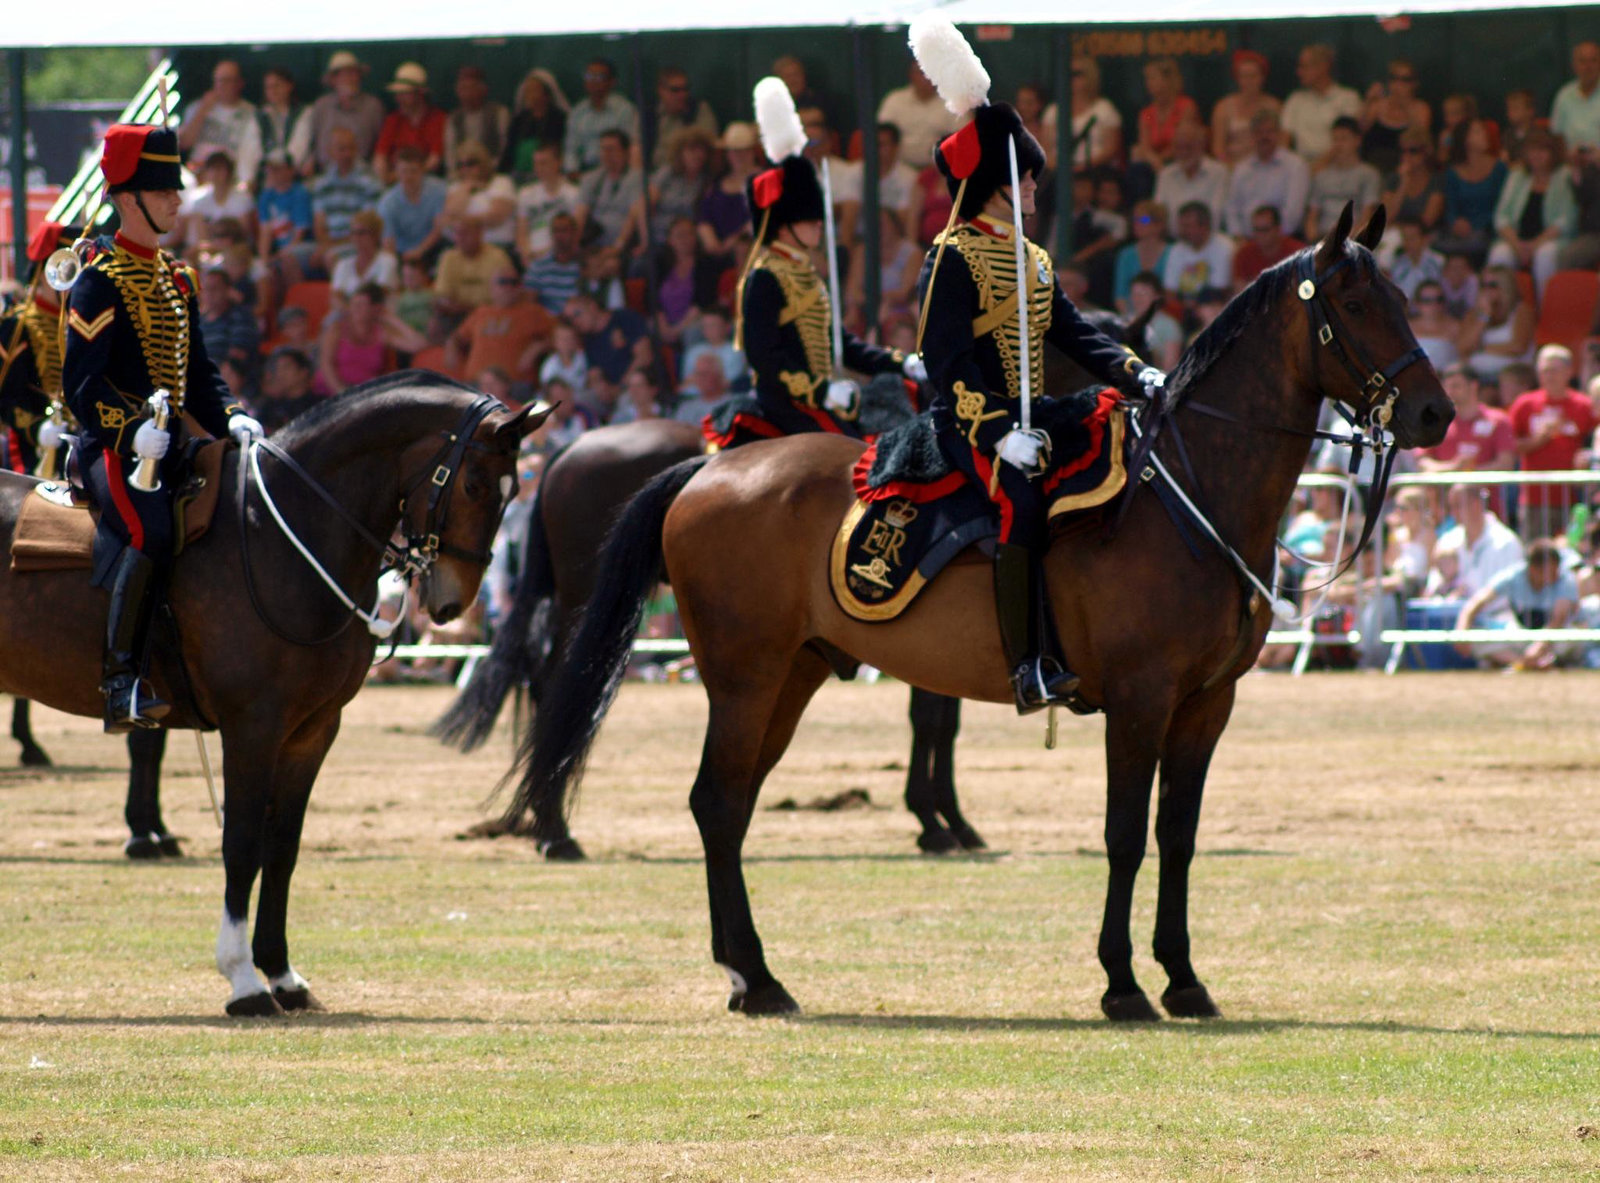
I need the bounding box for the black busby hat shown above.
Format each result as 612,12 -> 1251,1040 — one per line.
933,102 -> 1045,220
101,124 -> 184,194
745,76 -> 825,242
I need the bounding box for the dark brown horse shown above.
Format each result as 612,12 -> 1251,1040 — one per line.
0,373 -> 545,1014
507,208 -> 1453,1019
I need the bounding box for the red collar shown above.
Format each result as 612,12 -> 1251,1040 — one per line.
33,292 -> 60,314
767,239 -> 809,264
114,232 -> 159,260
965,213 -> 1015,241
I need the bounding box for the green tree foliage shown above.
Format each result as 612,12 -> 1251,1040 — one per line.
1,49 -> 155,105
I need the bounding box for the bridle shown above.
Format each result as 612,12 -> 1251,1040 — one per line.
238,395 -> 507,645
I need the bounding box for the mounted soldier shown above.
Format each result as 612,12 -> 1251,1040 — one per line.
909,17 -> 1166,714
0,221 -> 78,477
60,123 -> 264,732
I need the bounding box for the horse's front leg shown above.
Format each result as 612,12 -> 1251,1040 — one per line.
1152,683 -> 1236,1020
215,718 -> 282,1016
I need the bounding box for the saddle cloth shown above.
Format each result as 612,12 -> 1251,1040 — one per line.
10,439 -> 229,573
830,388 -> 1127,622
703,372 -> 919,451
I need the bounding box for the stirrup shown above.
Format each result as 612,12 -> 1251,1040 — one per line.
102,674 -> 169,734
1009,656 -> 1080,716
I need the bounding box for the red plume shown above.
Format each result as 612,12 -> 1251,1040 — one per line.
752,167 -> 785,210
939,122 -> 982,181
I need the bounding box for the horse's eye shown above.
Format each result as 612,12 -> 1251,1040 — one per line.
1342,299 -> 1363,315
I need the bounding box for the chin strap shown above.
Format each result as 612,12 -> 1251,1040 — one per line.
132,193 -> 171,238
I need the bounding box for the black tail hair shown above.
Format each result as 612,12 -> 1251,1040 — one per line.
430,486 -> 557,751
504,454 -> 711,838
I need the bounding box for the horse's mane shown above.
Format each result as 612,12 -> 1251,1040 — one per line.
1167,240 -> 1377,400
274,369 -> 481,445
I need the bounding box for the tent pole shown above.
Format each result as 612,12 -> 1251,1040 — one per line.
1053,27 -> 1074,263
852,24 -> 879,339
7,50 -> 26,281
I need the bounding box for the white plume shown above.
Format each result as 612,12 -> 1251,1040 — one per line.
908,13 -> 990,117
753,76 -> 806,163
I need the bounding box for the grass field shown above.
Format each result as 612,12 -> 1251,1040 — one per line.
1,673 -> 1598,1180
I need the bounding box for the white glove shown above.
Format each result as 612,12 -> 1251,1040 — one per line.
133,420 -> 170,460
824,379 -> 860,415
37,420 -> 64,450
228,414 -> 264,443
902,353 -> 928,383
1136,365 -> 1166,396
996,428 -> 1049,474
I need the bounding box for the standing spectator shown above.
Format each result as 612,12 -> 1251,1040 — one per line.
642,127 -> 715,245
503,69 -> 570,183
309,127 -> 384,272
257,67 -> 311,174
433,215 -> 515,328
1551,41 -> 1600,155
257,149 -> 313,262
1435,120 -> 1508,264
444,66 -> 509,175
1126,272 -> 1183,370
304,50 -> 386,174
564,59 -> 639,176
198,264 -> 259,372
516,143 -> 581,262
446,263 -> 554,382
374,63 -> 446,185
378,146 -> 449,265
329,210 -> 398,306
1408,279 -> 1462,370
1224,111 -> 1311,238
441,141 -> 518,250
1304,117 -> 1381,240
1210,49 -> 1281,166
1281,43 -> 1362,163
698,123 -> 759,261
1388,218 -> 1445,301
876,62 -> 959,172
1381,127 -> 1446,234
648,67 -> 718,171
1358,58 -> 1431,176
576,130 -> 644,253
1487,128 -> 1575,298
1154,123 -> 1228,230
1419,362 -> 1515,473
1129,58 -> 1201,196
1044,57 -> 1122,173
178,59 -> 261,184
836,125 -> 922,249
316,283 -> 427,394
523,212 -> 585,315
1510,345 -> 1597,537
1113,200 -> 1171,314
1439,484 -> 1524,596
178,150 -> 256,254
1460,266 -> 1534,380
1164,201 -> 1234,307
1455,540 -> 1579,668
1232,204 -> 1304,291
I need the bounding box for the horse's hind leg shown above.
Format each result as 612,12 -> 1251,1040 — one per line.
11,698 -> 51,768
1152,683 -> 1235,1021
123,729 -> 174,859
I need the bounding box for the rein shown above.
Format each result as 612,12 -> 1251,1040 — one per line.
237,396 -> 501,646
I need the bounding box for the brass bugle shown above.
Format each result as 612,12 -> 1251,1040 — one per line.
34,406 -> 62,481
43,243 -> 91,292
128,390 -> 171,493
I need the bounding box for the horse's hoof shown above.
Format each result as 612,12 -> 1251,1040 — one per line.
157,834 -> 184,858
916,827 -> 961,855
123,834 -> 164,861
1162,984 -> 1221,1019
732,981 -> 801,1017
18,745 -> 51,768
540,836 -> 587,861
225,991 -> 284,1017
273,986 -> 326,1013
1101,990 -> 1163,1022
951,823 -> 987,851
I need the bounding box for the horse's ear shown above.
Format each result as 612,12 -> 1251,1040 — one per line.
1354,203 -> 1387,252
497,401 -> 555,442
1315,201 -> 1355,272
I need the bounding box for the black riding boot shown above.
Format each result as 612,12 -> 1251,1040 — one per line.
102,548 -> 169,734
994,542 -> 1079,715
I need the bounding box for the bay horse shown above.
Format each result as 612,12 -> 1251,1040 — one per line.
0,372 -> 545,1015
507,207 -> 1453,1019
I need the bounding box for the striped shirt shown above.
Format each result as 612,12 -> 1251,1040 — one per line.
523,254 -> 583,316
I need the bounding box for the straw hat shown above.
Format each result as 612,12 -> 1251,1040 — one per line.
387,62 -> 429,93
324,51 -> 368,82
720,122 -> 758,151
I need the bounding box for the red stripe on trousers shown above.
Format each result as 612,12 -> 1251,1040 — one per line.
103,452 -> 145,551
972,450 -> 1016,542
5,429 -> 21,474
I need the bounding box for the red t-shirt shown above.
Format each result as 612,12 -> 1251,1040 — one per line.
1508,386 -> 1596,505
1422,405 -> 1514,469
375,108 -> 447,165
1232,235 -> 1305,288
1138,96 -> 1200,159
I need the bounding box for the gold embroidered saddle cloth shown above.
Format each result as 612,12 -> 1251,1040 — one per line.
10,440 -> 229,573
830,389 -> 1129,622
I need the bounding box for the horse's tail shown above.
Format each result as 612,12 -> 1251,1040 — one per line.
504,454 -> 711,838
430,487 -> 557,751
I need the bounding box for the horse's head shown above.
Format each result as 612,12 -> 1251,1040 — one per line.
407,399 -> 552,623
1304,202 -> 1453,448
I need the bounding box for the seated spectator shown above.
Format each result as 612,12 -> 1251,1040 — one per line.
1435,120 -> 1508,263
316,282 -> 427,395
650,67 -> 718,171
680,308 -> 745,386
1282,43 -> 1362,163
256,347 -> 324,435
698,123 -> 759,261
1419,361 -> 1514,472
1045,56 -> 1122,173
539,321 -> 590,403
1358,58 -> 1430,176
564,58 -> 639,176
1113,200 -> 1171,314
1501,88 -> 1541,166
566,292 -> 650,397
1550,41 -> 1600,157
1154,123 -> 1228,232
1226,111 -> 1310,238
1385,487 -> 1437,595
179,59 -> 261,185
611,366 -> 665,424
773,55 -> 830,130
433,215 -> 515,329
444,65 -> 509,175
447,263 -> 554,382
1304,117 -> 1381,240
374,63 -> 446,185
304,50 -> 386,175
876,62 -> 959,171
378,146 -> 449,265
179,150 -> 256,255
1439,483 -> 1524,596
257,150 -> 313,262
1438,251 -> 1480,319
1388,218 -> 1445,301
1232,204 -> 1303,292
1381,127 -> 1446,235
1324,522 -> 1404,669
392,257 -> 436,337
652,216 -> 722,346
269,305 -> 319,368
906,131 -> 953,246
1456,539 -> 1579,668
329,210 -> 398,307
1408,279 -> 1462,370
1126,271 -> 1183,370
836,125 -> 922,249
1164,200 -> 1235,307
258,66 -> 311,174
1210,49 -> 1280,167
474,365 -> 518,408
523,212 -> 585,316
1129,58 -> 1200,195
849,208 -> 922,327
198,264 -> 259,373
1439,93 -> 1482,167
671,350 -> 727,424
1460,265 -> 1534,381
502,69 -> 570,183
576,130 -> 644,253
516,143 -> 581,262
643,127 -> 715,245
1510,344 -> 1596,538
1066,170 -> 1121,305
442,141 -> 518,250
1487,128 -> 1575,297
1014,83 -> 1051,167
309,127 -> 384,273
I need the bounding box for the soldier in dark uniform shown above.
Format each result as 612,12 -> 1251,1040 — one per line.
61,124 -> 264,731
0,221 -> 76,475
915,100 -> 1165,713
734,76 -> 923,438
